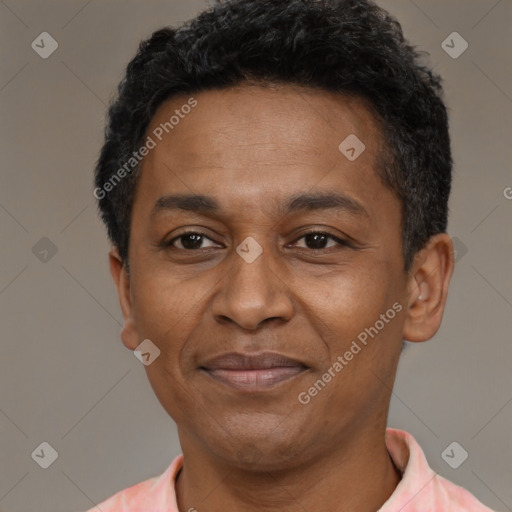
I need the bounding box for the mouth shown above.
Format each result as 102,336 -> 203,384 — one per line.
199,352 -> 309,391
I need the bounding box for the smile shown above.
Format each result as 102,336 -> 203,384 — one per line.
200,352 -> 309,391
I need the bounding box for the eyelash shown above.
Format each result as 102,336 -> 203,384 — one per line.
164,230 -> 352,252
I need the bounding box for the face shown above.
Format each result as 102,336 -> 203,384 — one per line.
113,84 -> 415,471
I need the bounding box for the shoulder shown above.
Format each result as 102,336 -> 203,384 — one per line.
83,454 -> 183,512
431,473 -> 496,511
86,475 -> 159,511
383,428 -> 496,512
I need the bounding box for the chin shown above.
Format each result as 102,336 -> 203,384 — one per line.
201,421 -> 311,472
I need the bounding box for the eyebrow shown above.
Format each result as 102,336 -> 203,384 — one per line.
150,192 -> 368,219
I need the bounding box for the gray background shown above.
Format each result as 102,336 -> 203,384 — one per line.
0,0 -> 511,511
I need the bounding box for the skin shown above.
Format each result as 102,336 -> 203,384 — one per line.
109,84 -> 454,512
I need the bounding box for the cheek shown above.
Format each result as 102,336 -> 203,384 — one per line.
128,269 -> 204,423
301,262 -> 394,345
129,266 -> 200,354
297,275 -> 403,432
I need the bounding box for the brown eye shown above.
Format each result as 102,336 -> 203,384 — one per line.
290,231 -> 349,251
168,232 -> 219,250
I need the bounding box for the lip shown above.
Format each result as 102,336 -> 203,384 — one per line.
200,352 -> 309,391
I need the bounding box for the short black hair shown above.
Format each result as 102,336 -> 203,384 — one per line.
94,0 -> 451,272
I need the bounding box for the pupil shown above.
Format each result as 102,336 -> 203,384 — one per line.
306,233 -> 327,249
182,234 -> 203,249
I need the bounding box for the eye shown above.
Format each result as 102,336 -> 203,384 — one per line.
288,230 -> 350,251
167,231 -> 221,250
163,229 -> 351,252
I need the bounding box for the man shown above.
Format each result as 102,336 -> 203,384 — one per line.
89,0 -> 495,510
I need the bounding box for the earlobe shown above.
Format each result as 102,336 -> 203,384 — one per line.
402,234 -> 454,343
109,248 -> 140,351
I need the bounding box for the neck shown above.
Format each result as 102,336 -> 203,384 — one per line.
175,426 -> 402,512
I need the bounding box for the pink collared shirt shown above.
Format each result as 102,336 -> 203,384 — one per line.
84,428 -> 495,511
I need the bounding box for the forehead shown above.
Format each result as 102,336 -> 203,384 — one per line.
148,84 -> 383,160
136,84 -> 391,217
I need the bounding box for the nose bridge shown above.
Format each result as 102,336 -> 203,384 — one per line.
232,240 -> 273,298
211,237 -> 293,330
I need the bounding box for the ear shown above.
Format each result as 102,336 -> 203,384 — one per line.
109,247 -> 140,350
402,233 -> 455,343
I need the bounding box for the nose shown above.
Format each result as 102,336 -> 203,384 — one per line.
210,241 -> 294,330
